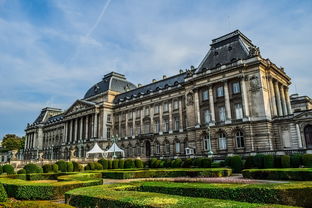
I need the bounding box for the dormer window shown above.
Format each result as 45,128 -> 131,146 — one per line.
214,51 -> 219,56
228,46 -> 232,51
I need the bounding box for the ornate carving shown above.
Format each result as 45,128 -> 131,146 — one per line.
249,75 -> 260,91
248,46 -> 260,57
186,92 -> 194,106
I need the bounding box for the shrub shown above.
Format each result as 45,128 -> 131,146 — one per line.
56,160 -> 67,172
67,162 -> 74,172
0,183 -> 7,202
224,157 -> 232,167
52,164 -> 59,172
201,158 -> 212,168
253,154 -> 265,169
94,162 -> 103,170
164,159 -> 172,168
23,163 -> 42,174
149,158 -> 157,168
98,159 -> 109,169
159,160 -> 165,168
182,158 -> 192,168
171,159 -> 182,168
230,156 -> 243,173
84,165 -> 90,171
72,161 -> 81,172
244,156 -> 254,169
211,162 -> 221,168
17,169 -> 26,174
274,155 -> 282,168
281,155 -> 290,168
290,154 -> 303,168
112,160 -> 119,169
192,158 -> 203,167
0,165 -> 3,174
118,160 -> 125,169
42,164 -> 53,173
3,164 -> 14,175
303,154 -> 312,168
124,159 -> 135,169
263,155 -> 274,169
108,160 -> 113,169
134,159 -> 144,168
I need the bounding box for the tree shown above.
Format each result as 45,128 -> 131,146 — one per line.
1,134 -> 25,151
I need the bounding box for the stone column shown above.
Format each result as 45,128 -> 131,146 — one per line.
269,78 -> 278,116
274,81 -> 283,116
296,123 -> 303,148
118,113 -> 122,137
63,122 -> 67,144
132,110 -> 136,137
94,113 -> 98,138
178,99 -> 183,132
208,86 -> 215,122
79,118 -> 83,142
150,106 -> 154,133
74,119 -> 78,143
284,86 -> 292,114
68,120 -> 72,144
140,108 -> 144,134
169,101 -> 173,133
240,77 -> 250,118
85,116 -> 89,140
280,84 -> 287,116
159,103 -> 163,134
125,111 -> 129,137
194,89 -> 201,127
224,81 -> 232,121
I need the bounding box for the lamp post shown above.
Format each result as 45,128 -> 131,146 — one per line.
207,125 -> 213,156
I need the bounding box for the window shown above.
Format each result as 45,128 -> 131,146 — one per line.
217,86 -> 224,97
154,105 -> 159,114
218,132 -> 227,150
174,117 -> 179,130
164,119 -> 169,132
173,100 -> 179,110
129,126 -> 133,136
204,109 -> 211,124
156,143 -> 160,154
232,82 -> 241,94
136,109 -> 141,117
219,107 -> 226,121
107,114 -> 111,122
165,142 -> 170,154
128,111 -> 133,119
235,103 -> 243,119
202,90 -> 209,101
145,107 -> 150,116
163,103 -> 169,112
154,120 -> 160,133
203,135 -> 211,151
106,127 -> 111,139
236,131 -> 245,148
136,125 -> 141,135
175,141 -> 180,153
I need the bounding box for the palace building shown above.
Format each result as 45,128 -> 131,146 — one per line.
23,30 -> 312,160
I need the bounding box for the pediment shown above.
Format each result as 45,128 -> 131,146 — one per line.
293,110 -> 312,120
64,100 -> 96,115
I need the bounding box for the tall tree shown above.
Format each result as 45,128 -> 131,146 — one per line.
1,134 -> 25,151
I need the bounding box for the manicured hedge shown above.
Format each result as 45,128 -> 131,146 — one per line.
101,168 -> 232,179
264,155 -> 274,169
3,164 -> 15,175
2,200 -> 74,207
56,160 -> 68,172
24,163 -> 43,174
303,154 -> 312,168
65,182 -> 296,208
98,159 -> 109,169
281,155 -> 290,168
0,183 -> 8,202
242,168 -> 312,181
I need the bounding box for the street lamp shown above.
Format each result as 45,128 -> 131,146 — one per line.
207,125 -> 213,156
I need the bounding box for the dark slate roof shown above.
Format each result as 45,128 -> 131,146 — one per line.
114,72 -> 187,104
197,30 -> 258,73
44,114 -> 64,125
83,72 -> 137,99
28,107 -> 62,127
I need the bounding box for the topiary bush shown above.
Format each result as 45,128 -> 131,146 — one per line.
94,162 -> 103,170
290,154 -> 303,168
0,165 -> 3,175
149,158 -> 158,168
134,159 -> 144,168
42,164 -> 53,173
56,160 -> 67,172
3,164 -> 14,175
23,163 -> 43,174
67,162 -> 74,172
17,169 -> 26,174
281,155 -> 290,168
113,160 -> 119,169
201,158 -> 212,168
164,159 -> 172,168
108,160 -> 113,169
182,158 -> 192,168
303,154 -> 312,168
118,160 -> 124,169
263,155 -> 274,169
72,161 -> 80,172
98,159 -> 109,169
52,164 -> 59,172
253,154 -> 265,169
124,159 -> 135,169
230,156 -> 243,173
0,183 -> 7,202
192,158 -> 203,168
274,155 -> 282,168
171,159 -> 182,168
244,156 -> 254,169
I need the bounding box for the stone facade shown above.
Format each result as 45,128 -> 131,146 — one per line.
23,30 -> 312,160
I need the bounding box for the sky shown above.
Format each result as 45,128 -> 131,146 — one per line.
0,0 -> 312,138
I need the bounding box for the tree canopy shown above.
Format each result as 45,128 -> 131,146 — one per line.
1,134 -> 25,151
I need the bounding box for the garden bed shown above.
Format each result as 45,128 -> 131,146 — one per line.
242,168 -> 312,180
65,183 -> 298,208
0,200 -> 74,208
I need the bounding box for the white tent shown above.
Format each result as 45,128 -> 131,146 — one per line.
86,142 -> 105,158
105,143 -> 125,158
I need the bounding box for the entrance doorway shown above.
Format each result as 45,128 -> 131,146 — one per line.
304,125 -> 312,148
145,141 -> 151,157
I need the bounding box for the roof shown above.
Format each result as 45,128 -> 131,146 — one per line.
196,30 -> 259,73
86,142 -> 105,154
83,72 -> 137,99
114,72 -> 187,104
31,107 -> 63,126
105,142 -> 124,153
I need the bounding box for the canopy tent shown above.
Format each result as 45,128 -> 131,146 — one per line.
86,142 -> 105,158
105,142 -> 125,158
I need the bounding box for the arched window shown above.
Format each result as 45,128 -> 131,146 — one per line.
218,132 -> 227,150
175,140 -> 180,154
203,134 -> 211,151
236,131 -> 245,148
164,141 -> 170,155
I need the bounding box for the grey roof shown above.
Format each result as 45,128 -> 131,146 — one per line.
197,30 -> 258,73
83,72 -> 137,99
44,114 -> 64,125
114,72 -> 187,104
33,107 -> 62,124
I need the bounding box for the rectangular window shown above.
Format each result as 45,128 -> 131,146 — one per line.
235,103 -> 243,119
129,126 -> 133,136
174,117 -> 179,130
107,114 -> 111,122
217,86 -> 224,97
136,109 -> 141,117
145,107 -> 150,116
204,109 -> 211,124
218,133 -> 227,150
107,127 -> 111,139
232,82 -> 241,94
163,103 -> 169,112
203,135 -> 211,151
154,120 -> 160,133
154,105 -> 159,114
175,142 -> 180,153
164,119 -> 169,132
219,106 -> 226,121
173,100 -> 179,110
202,90 -> 209,101
128,111 -> 133,119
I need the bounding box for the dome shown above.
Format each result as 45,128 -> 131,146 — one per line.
83,72 -> 137,99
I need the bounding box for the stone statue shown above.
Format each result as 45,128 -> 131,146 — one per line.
11,150 -> 18,161
249,46 -> 260,57
39,152 -> 44,160
70,148 -> 76,159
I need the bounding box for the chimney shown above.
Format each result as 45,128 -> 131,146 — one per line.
163,75 -> 167,79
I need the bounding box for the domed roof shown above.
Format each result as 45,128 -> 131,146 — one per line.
83,72 -> 137,99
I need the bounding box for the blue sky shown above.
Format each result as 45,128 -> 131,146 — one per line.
0,0 -> 312,138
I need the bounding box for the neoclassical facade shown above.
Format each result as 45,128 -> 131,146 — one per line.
24,30 -> 312,160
